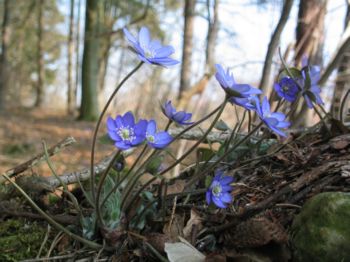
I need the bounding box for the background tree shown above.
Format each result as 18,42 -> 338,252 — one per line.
291,0 -> 327,127
79,0 -> 102,121
0,0 -> 10,112
331,0 -> 350,120
3,0 -> 64,107
34,0 -> 45,107
178,0 -> 196,100
67,0 -> 75,114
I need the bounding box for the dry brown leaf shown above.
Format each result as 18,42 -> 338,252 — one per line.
163,214 -> 184,241
183,208 -> 203,241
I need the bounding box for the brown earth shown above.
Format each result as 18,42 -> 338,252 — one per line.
0,107 -> 113,177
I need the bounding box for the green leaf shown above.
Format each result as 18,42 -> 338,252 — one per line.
279,67 -> 302,81
145,155 -> 164,174
197,147 -> 216,162
98,134 -> 114,145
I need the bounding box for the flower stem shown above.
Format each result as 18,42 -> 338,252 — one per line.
89,62 -> 143,202
118,103 -> 224,210
123,100 -> 228,213
186,123 -> 263,188
2,174 -> 103,250
95,150 -> 121,226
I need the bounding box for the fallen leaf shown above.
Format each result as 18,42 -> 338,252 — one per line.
165,237 -> 205,262
183,208 -> 203,242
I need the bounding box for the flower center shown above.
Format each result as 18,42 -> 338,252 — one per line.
144,48 -> 155,58
282,85 -> 290,93
117,126 -> 135,142
147,134 -> 155,143
211,181 -> 222,197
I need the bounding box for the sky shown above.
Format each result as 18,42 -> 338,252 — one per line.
55,0 -> 347,108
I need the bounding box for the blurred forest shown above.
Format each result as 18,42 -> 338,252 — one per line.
0,0 -> 350,172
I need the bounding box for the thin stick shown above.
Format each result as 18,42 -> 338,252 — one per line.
89,62 -> 143,202
1,136 -> 76,184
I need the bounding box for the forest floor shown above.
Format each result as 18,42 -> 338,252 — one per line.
0,107 -> 111,176
1,108 -> 350,261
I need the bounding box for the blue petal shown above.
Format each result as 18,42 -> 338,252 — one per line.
122,112 -> 135,127
304,94 -> 314,108
137,54 -> 151,64
212,196 -> 227,208
154,46 -> 175,58
138,27 -> 151,49
132,135 -> 145,146
123,27 -> 138,45
221,185 -> 233,192
108,130 -> 121,142
115,115 -> 123,128
261,96 -> 271,116
220,176 -> 234,185
233,84 -> 252,94
149,57 -> 179,66
107,117 -> 117,131
270,112 -> 286,122
115,141 -> 131,150
147,120 -> 157,135
173,111 -> 186,122
269,126 -> 287,137
206,191 -> 212,205
221,192 -> 232,203
154,131 -> 172,143
276,121 -> 290,128
149,40 -> 162,50
134,119 -> 148,136
183,113 -> 192,121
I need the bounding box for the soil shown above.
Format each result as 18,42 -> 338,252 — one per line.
0,107 -> 112,176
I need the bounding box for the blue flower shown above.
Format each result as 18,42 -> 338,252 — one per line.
123,26 -> 179,67
161,100 -> 193,125
254,96 -> 290,137
274,77 -> 299,102
107,112 -> 147,150
146,120 -> 173,149
299,65 -> 324,108
206,171 -> 234,209
215,64 -> 261,110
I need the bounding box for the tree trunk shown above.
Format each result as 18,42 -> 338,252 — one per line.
178,0 -> 196,101
34,0 -> 45,108
291,0 -> 327,127
295,0 -> 327,66
75,0 -> 81,109
79,0 -> 101,121
0,0 -> 10,112
331,0 -> 350,120
67,0 -> 75,114
177,0 -> 219,110
259,0 -> 294,97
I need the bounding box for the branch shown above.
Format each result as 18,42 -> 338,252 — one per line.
259,0 -> 294,96
319,29 -> 350,85
0,136 -> 76,184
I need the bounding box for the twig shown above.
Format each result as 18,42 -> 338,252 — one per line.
1,136 -> 76,184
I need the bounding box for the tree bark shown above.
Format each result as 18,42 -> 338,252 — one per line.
291,0 -> 327,127
294,0 -> 327,66
0,0 -> 10,112
75,0 -> 81,109
67,0 -> 75,114
331,0 -> 350,120
259,0 -> 294,97
79,0 -> 101,121
34,0 -> 45,107
177,0 -> 219,110
178,0 -> 196,100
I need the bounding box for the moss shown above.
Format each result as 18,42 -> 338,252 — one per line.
0,218 -> 50,261
291,192 -> 350,262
